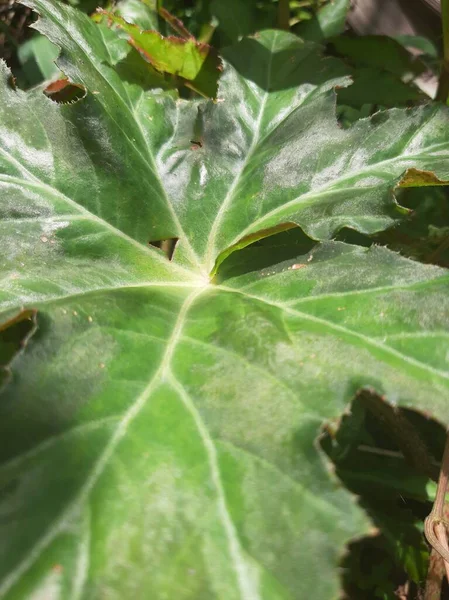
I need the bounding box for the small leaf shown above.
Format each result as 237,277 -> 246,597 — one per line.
329,35 -> 425,78
101,11 -> 221,97
17,33 -> 59,86
395,34 -> 439,60
294,0 -> 349,42
210,0 -> 274,46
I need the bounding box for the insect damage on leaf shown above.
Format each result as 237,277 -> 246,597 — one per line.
44,77 -> 87,103
149,237 -> 179,260
399,167 -> 449,188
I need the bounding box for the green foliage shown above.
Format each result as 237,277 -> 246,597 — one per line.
293,0 -> 349,42
16,34 -> 59,86
113,0 -> 159,31
102,11 -> 220,97
2,0 -> 449,597
329,35 -> 425,79
322,398 -> 439,596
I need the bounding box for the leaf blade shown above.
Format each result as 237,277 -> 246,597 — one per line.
3,5 -> 449,597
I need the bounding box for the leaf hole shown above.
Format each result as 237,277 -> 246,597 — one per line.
190,139 -> 203,150
322,389 -> 447,598
149,238 -> 178,260
0,309 -> 37,390
44,78 -> 87,104
214,226 -> 316,282
335,187 -> 449,269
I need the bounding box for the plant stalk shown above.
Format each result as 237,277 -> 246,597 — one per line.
425,547 -> 445,600
425,432 -> 449,598
278,0 -> 290,30
436,0 -> 449,102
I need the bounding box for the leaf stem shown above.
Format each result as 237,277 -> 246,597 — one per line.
425,547 -> 445,600
278,0 -> 290,30
424,431 -> 449,596
436,0 -> 449,102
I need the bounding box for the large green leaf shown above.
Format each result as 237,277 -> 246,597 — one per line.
3,226 -> 449,598
2,0 -> 449,597
19,0 -> 449,277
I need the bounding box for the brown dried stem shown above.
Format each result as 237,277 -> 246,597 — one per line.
424,432 -> 449,599
425,547 -> 445,600
436,0 -> 449,102
278,0 -> 290,30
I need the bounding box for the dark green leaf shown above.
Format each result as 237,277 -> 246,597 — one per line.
293,0 -> 349,43
395,34 -> 439,60
329,35 -> 425,78
16,34 -> 59,87
337,67 -> 424,109
210,0 -> 275,47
